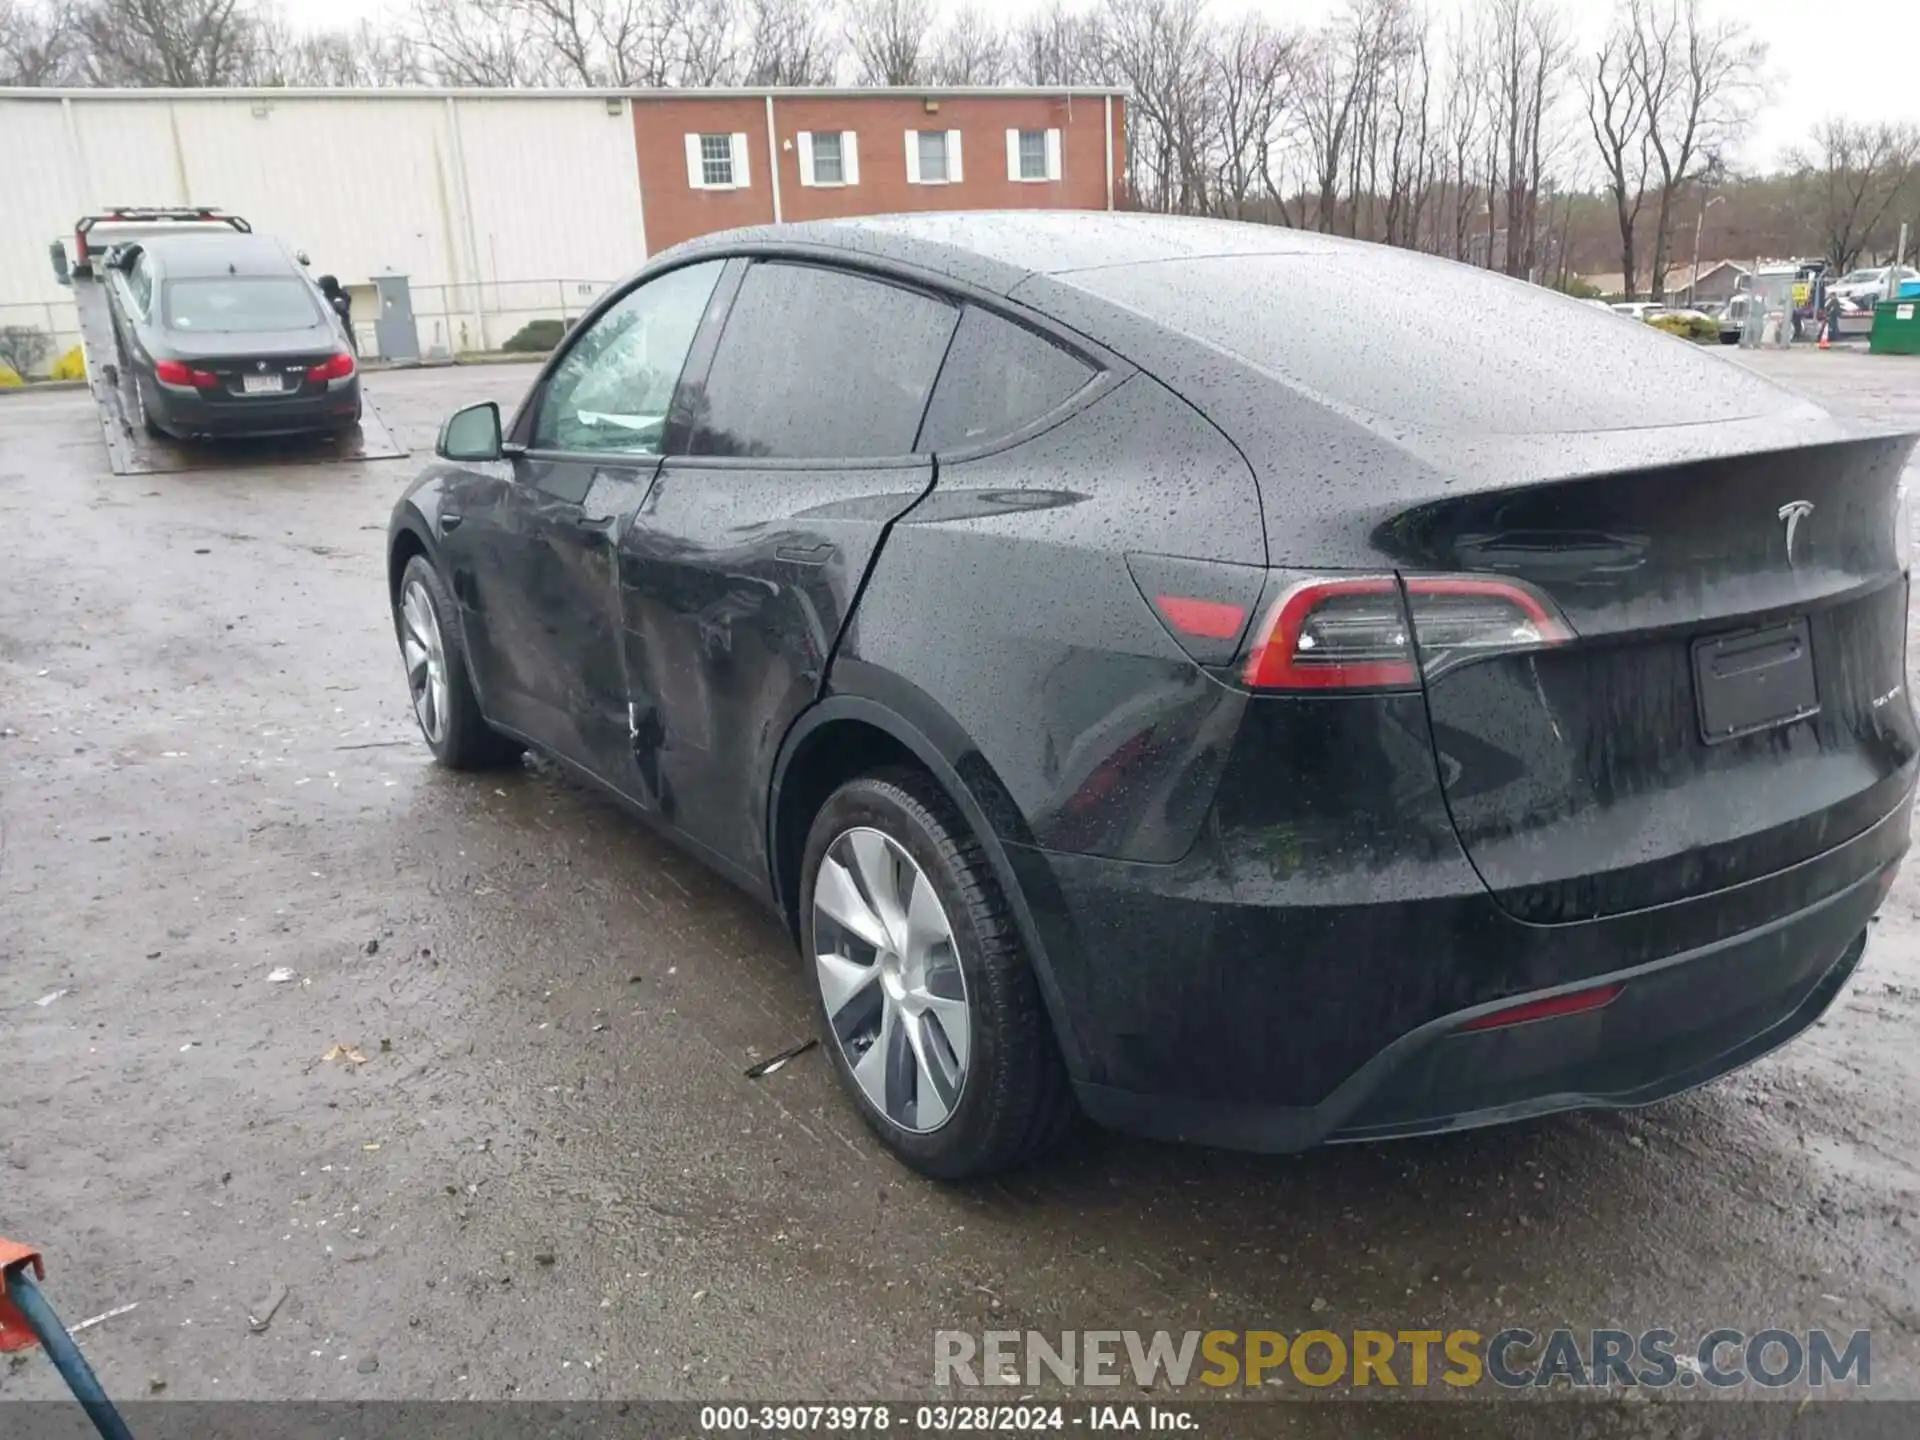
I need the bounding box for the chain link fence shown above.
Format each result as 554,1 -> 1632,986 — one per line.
0,300 -> 81,378
400,279 -> 614,359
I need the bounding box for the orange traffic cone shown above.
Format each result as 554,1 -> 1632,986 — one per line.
1818,320 -> 1831,350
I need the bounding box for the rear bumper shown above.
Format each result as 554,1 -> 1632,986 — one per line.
149,377 -> 359,436
1013,789 -> 1909,1154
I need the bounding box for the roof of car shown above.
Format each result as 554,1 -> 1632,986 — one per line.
136,231 -> 299,279
668,211 -> 1359,292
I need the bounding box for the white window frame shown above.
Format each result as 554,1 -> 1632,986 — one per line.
685,132 -> 751,191
906,128 -> 963,186
1006,128 -> 1063,183
797,130 -> 860,188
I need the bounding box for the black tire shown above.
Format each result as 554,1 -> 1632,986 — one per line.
393,554 -> 521,770
133,376 -> 166,438
799,769 -> 1077,1179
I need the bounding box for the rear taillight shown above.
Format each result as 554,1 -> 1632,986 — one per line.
1242,574 -> 1570,691
307,352 -> 355,382
153,359 -> 218,388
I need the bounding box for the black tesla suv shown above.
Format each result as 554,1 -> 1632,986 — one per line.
387,213 -> 1918,1178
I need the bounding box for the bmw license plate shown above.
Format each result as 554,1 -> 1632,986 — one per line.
242,373 -> 285,395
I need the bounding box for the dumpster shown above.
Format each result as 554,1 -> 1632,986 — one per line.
1869,299 -> 1920,355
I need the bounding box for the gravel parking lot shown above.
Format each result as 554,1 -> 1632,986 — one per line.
3,350 -> 1919,1426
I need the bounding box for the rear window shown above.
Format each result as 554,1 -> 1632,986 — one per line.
1061,252 -> 1773,434
163,278 -> 321,333
917,306 -> 1096,451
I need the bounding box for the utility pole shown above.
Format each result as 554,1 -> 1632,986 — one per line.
1690,195 -> 1726,305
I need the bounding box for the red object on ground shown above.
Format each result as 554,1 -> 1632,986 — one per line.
0,1238 -> 48,1352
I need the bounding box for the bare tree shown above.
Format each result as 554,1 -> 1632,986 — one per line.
1298,27 -> 1361,232
736,0 -> 839,86
1,0 -> 81,84
1585,20 -> 1652,296
1788,118 -> 1920,274
1436,13 -> 1488,260
844,0 -> 935,86
1621,0 -> 1766,298
927,5 -> 1008,86
253,17 -> 426,85
1207,12 -> 1301,222
1102,0 -> 1214,214
1009,0 -> 1106,87
73,0 -> 264,86
409,0 -> 561,85
1486,0 -> 1569,276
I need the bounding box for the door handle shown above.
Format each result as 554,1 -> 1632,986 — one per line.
576,512 -> 619,533
440,512 -> 464,533
775,541 -> 834,563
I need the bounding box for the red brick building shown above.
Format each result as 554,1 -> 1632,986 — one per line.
630,87 -> 1127,252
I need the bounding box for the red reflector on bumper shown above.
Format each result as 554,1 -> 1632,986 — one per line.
1458,982 -> 1625,1033
1154,594 -> 1247,641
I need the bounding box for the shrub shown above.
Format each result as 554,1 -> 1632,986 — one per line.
50,346 -> 86,380
0,324 -> 52,377
503,318 -> 568,353
1648,312 -> 1719,342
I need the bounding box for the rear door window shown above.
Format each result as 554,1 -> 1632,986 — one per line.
684,262 -> 957,459
163,278 -> 320,333
916,306 -> 1097,451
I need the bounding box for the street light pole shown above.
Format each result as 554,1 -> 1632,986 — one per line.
1691,194 -> 1726,305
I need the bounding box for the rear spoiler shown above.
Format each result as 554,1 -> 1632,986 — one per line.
63,208 -> 251,278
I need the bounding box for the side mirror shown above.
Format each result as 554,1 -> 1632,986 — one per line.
437,401 -> 504,462
49,241 -> 71,287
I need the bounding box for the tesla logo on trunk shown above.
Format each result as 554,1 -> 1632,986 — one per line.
255,360 -> 268,371
1778,500 -> 1814,566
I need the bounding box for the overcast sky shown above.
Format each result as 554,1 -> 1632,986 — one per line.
276,0 -> 1917,171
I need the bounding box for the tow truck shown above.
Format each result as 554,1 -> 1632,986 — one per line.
50,207 -> 406,476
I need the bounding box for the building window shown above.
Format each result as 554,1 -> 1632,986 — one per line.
1006,127 -> 1062,182
699,134 -> 733,186
812,131 -> 843,184
684,133 -> 749,190
917,130 -> 949,183
907,129 -> 962,185
799,130 -> 860,188
1018,130 -> 1047,179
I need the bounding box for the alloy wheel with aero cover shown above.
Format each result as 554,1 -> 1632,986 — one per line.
392,554 -> 520,770
801,772 -> 1076,1178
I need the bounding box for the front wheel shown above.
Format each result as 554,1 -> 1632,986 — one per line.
393,555 -> 521,769
800,771 -> 1077,1179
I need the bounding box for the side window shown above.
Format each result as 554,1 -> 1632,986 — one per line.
916,306 -> 1097,452
532,260 -> 723,456
684,263 -> 957,460
126,255 -> 153,314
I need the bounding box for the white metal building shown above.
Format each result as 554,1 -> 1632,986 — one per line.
0,88 -> 651,357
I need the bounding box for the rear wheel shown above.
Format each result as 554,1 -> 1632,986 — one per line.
133,376 -> 165,438
394,555 -> 521,769
800,771 -> 1076,1179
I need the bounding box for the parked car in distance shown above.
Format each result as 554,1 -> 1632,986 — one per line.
388,213 -> 1918,1178
1829,265 -> 1920,306
103,231 -> 360,440
1610,301 -> 1668,321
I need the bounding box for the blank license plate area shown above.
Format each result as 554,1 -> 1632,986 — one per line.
1693,617 -> 1819,743
242,374 -> 285,395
